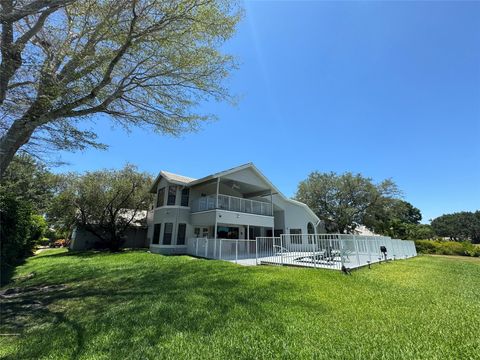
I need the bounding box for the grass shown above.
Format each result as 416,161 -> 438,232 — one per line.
1,250 -> 479,360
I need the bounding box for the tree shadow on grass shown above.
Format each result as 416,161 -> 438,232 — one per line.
1,252 -> 329,359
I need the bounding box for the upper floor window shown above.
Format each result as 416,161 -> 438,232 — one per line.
167,185 -> 177,205
181,188 -> 190,206
156,187 -> 165,208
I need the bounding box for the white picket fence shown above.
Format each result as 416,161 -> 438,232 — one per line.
186,234 -> 417,270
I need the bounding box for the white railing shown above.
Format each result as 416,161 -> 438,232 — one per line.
186,238 -> 258,264
186,235 -> 417,270
256,234 -> 417,270
191,194 -> 273,216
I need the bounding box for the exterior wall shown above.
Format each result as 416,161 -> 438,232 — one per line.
271,195 -> 324,248
222,168 -> 269,189
70,226 -> 148,251
150,178 -> 195,254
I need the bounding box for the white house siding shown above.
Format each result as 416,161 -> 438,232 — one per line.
221,167 -> 269,189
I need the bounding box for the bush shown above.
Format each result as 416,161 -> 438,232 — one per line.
0,194 -> 34,285
415,240 -> 480,257
0,194 -> 50,285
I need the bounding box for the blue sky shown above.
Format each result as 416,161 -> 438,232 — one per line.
54,1 -> 480,223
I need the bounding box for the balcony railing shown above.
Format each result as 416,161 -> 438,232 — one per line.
191,194 -> 273,216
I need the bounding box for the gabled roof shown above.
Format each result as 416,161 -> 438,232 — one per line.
149,163 -> 321,224
149,170 -> 197,192
161,171 -> 197,185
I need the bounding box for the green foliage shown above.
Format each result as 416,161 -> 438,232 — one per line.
404,224 -> 436,240
29,214 -> 48,242
0,154 -> 60,284
295,171 -> 400,233
0,193 -> 34,285
1,250 -> 479,359
0,154 -> 60,213
1,0 -> 242,174
48,165 -> 153,251
364,199 -> 423,239
431,211 -> 480,242
415,240 -> 480,257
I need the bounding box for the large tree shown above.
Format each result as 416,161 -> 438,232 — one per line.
295,171 -> 400,234
48,165 -> 153,250
431,211 -> 480,243
0,0 -> 241,177
363,199 -> 422,239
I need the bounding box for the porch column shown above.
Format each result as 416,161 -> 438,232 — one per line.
270,190 -> 273,216
214,177 -> 220,255
270,190 -> 274,237
216,177 -> 220,208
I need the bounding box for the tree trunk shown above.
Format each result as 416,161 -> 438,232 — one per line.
0,117 -> 37,178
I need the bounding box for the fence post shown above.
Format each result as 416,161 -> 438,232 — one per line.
353,235 -> 361,267
255,237 -> 258,266
213,237 -> 217,259
235,239 -> 238,264
205,238 -> 208,258
195,238 -> 198,256
219,239 -> 222,260
367,237 -> 372,263
312,235 -> 317,268
280,235 -> 284,266
339,238 -> 345,269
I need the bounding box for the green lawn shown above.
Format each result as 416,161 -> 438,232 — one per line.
1,250 -> 479,359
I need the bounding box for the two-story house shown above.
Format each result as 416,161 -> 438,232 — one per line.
147,163 -> 324,254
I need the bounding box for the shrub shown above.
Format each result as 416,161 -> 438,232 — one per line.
0,193 -> 34,285
415,240 -> 480,257
0,194 -> 50,285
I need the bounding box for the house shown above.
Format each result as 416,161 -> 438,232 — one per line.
147,163 -> 324,254
70,210 -> 148,250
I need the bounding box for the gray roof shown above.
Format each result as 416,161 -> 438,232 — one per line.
161,171 -> 197,184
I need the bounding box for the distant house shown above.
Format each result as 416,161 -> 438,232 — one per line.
147,163 -> 324,254
70,210 -> 148,250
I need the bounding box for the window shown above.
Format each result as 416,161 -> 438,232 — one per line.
181,188 -> 190,206
307,222 -> 315,244
167,186 -> 177,205
194,227 -> 200,237
156,187 -> 165,208
152,223 -> 161,244
290,228 -> 302,244
163,223 -> 173,245
177,223 -> 187,245
217,226 -> 239,239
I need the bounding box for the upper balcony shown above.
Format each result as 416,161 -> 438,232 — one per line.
191,194 -> 273,216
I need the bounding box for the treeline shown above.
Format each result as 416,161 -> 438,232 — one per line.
431,212 -> 480,243
295,171 -> 479,244
295,171 -> 433,240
